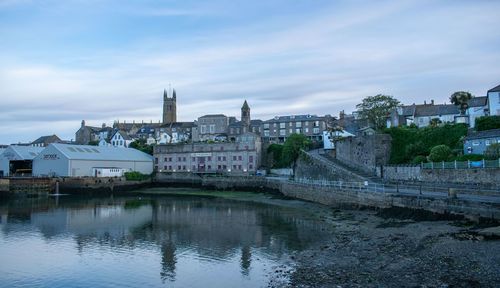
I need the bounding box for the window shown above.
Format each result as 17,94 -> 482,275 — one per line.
218,165 -> 222,170
208,156 -> 212,161
314,121 -> 320,127
183,165 -> 186,170
295,128 -> 301,133
280,129 -> 286,136
289,129 -> 293,134
305,128 -> 309,133
244,145 -> 249,150
264,130 -> 270,137
313,128 -> 320,134
249,164 -> 253,170
178,166 -> 181,170
169,166 -> 172,170
169,157 -> 173,162
201,125 -> 206,134
223,165 -> 227,170
485,140 -> 491,146
233,156 -> 237,161
155,158 -> 158,164
164,157 -> 168,162
164,166 -> 167,170
178,157 -> 182,161
238,165 -> 242,170
264,123 -> 270,129
296,122 -> 302,128
209,124 -> 215,133
279,123 -> 285,129
249,155 -> 253,163
223,156 -> 226,161
472,141 -> 480,146
233,165 -> 237,170
192,157 -> 195,162
238,155 -> 242,161
208,165 -> 211,170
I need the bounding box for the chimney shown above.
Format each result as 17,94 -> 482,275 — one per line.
431,99 -> 434,105
424,100 -> 426,105
81,120 -> 85,127
102,123 -> 106,128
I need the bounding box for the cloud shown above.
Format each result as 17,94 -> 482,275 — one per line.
1,0 -> 500,143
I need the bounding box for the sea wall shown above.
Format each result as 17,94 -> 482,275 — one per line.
380,166 -> 500,187
155,173 -> 500,220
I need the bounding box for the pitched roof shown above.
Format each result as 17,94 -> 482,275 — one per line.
465,128 -> 500,140
488,84 -> 500,93
159,122 -> 196,129
264,114 -> 327,123
467,96 -> 488,108
242,100 -> 250,110
199,114 -> 227,118
414,104 -> 459,117
3,146 -> 44,160
47,143 -> 153,162
32,135 -> 61,145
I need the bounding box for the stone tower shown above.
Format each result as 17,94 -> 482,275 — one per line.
241,100 -> 250,128
163,88 -> 177,124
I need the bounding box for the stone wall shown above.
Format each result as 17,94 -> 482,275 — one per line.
380,165 -> 500,187
294,152 -> 367,182
155,174 -> 500,220
335,134 -> 392,175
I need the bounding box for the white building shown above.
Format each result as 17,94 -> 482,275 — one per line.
33,144 -> 153,177
487,84 -> 500,116
466,96 -> 488,127
0,146 -> 44,177
110,130 -> 134,148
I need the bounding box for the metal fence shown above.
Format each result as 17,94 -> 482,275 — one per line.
421,159 -> 500,169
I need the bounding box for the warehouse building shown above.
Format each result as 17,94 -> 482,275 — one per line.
0,146 -> 44,177
33,143 -> 153,177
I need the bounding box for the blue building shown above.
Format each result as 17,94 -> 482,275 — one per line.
464,129 -> 500,155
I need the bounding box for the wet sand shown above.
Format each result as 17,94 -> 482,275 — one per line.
274,207 -> 500,288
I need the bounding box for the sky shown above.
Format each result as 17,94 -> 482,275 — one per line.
1,0 -> 500,144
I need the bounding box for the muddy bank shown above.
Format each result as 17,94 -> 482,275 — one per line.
276,207 -> 500,288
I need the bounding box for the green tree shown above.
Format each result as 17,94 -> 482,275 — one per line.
88,140 -> 99,146
428,145 -> 452,162
129,138 -> 154,155
281,134 -> 311,172
429,118 -> 442,128
475,116 -> 500,131
356,94 -> 400,130
267,144 -> 285,168
450,91 -> 473,115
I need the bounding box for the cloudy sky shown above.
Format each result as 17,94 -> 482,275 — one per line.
1,0 -> 500,144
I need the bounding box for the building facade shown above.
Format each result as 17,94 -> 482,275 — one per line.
463,129 -> 500,155
31,135 -> 62,147
487,84 -> 500,116
33,144 -> 153,177
261,114 -> 329,143
154,132 -> 261,174
0,146 -> 44,177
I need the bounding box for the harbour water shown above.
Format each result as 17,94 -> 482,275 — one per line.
0,188 -> 332,287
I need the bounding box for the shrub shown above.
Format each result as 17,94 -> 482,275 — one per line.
428,145 -> 452,162
476,116 -> 500,131
411,155 -> 427,164
452,154 -> 485,162
485,143 -> 500,160
124,171 -> 150,181
384,124 -> 467,164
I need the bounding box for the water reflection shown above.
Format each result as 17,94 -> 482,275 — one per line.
0,192 -> 331,287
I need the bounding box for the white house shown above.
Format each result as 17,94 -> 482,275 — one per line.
466,96 -> 488,127
33,143 -> 154,177
0,146 -> 44,177
487,84 -> 500,116
110,130 -> 134,148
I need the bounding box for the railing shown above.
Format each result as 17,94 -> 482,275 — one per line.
289,178 -> 500,200
421,159 -> 500,169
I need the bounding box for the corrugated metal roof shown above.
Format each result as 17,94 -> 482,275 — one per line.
8,146 -> 44,160
50,144 -> 153,162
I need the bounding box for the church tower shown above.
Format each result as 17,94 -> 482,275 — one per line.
241,100 -> 250,129
163,88 -> 177,124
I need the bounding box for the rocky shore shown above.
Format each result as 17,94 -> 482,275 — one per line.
273,207 -> 500,288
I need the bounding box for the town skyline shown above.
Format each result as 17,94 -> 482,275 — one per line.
1,0 -> 500,143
